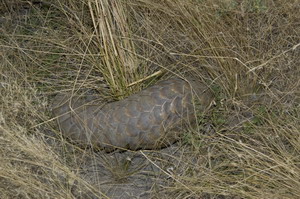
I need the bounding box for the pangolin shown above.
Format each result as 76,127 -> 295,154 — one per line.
52,78 -> 213,151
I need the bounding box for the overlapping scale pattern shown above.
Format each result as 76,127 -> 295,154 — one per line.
52,78 -> 212,151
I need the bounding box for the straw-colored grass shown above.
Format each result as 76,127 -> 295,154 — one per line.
1,0 -> 299,198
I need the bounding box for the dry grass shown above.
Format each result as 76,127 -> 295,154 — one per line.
0,0 -> 299,198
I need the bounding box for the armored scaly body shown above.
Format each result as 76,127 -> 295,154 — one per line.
52,78 -> 212,151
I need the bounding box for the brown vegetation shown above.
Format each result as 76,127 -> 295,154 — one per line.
0,0 -> 299,198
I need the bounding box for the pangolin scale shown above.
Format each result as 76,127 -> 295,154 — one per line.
52,78 -> 212,151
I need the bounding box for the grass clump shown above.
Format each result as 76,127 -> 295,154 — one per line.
0,0 -> 299,198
